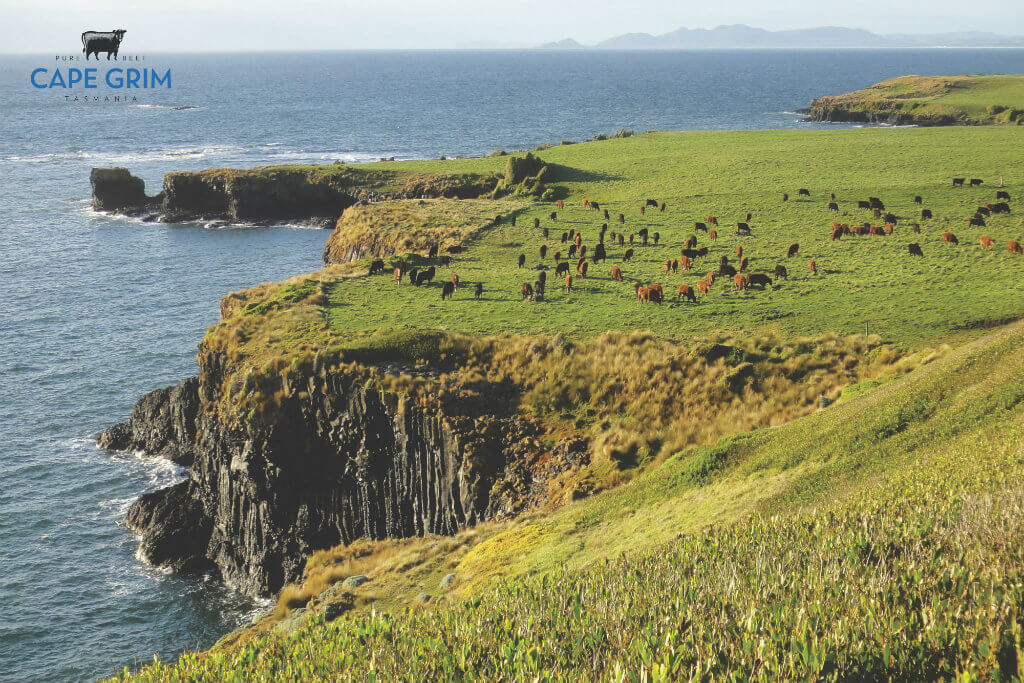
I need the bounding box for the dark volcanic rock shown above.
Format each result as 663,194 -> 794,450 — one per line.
114,350 -> 544,597
90,167 -> 159,212
98,377 -> 199,466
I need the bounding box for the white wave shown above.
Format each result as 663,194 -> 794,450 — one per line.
131,104 -> 203,111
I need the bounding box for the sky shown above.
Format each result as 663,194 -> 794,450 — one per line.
1,0 -> 1023,53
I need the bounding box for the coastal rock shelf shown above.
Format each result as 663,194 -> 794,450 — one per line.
101,350 -> 530,597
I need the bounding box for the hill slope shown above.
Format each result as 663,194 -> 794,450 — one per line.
112,316 -> 1024,680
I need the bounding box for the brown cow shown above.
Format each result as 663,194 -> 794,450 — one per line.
623,248 -> 634,262
869,225 -> 883,236
647,284 -> 664,304
979,235 -> 995,249
604,209 -> 610,220
681,255 -> 692,271
1009,240 -> 1023,255
705,272 -> 715,285
941,232 -> 959,245
831,226 -> 843,241
579,261 -> 589,278
678,283 -> 696,302
733,273 -> 747,290
521,282 -> 534,300
394,266 -> 403,284
736,244 -> 743,257
663,260 -> 673,273
636,286 -> 649,303
911,223 -> 921,233
582,198 -> 591,208
709,229 -> 718,241
744,212 -> 752,221
739,256 -> 749,272
884,223 -> 894,235
611,265 -> 623,281
451,273 -> 460,291
640,205 -> 646,215
707,216 -> 718,225
685,236 -> 697,250
628,233 -> 635,245
787,243 -> 799,258
555,199 -> 564,209
619,213 -> 626,224
808,259 -> 817,275
659,202 -> 666,213
564,275 -> 573,292
696,279 -> 710,296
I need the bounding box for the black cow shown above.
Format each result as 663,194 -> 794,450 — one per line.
694,222 -> 707,232
555,262 -> 570,276
518,253 -> 526,268
593,243 -> 607,263
773,264 -> 788,280
914,195 -> 923,204
908,243 -> 923,257
883,213 -> 897,225
827,202 -> 839,212
416,266 -> 436,285
82,30 -> 126,60
952,178 -> 965,187
996,191 -> 1011,201
798,188 -> 810,196
921,209 -> 933,219
857,200 -> 871,209
736,222 -> 751,235
992,203 -> 1011,214
368,259 -> 386,275
622,248 -> 634,262
719,264 -> 737,277
646,199 -> 659,207
970,178 -> 983,186
474,283 -> 483,299
747,273 -> 772,288
540,245 -> 547,259
441,281 -> 454,300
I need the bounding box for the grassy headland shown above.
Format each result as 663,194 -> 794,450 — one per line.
808,74 -> 1024,125
112,123 -> 1024,680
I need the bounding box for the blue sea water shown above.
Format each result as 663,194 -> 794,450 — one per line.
2,49 -> 1024,682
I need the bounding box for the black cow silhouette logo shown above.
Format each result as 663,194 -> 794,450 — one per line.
82,30 -> 127,60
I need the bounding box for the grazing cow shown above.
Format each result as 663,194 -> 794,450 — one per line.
869,225 -> 883,236
428,244 -> 438,258
857,201 -> 871,209
521,282 -> 534,301
578,260 -> 589,278
773,264 -> 788,280
908,243 -> 923,257
561,232 -> 569,244
439,255 -> 452,268
977,206 -> 991,216
518,253 -> 526,268
831,226 -> 843,241
604,209 -> 610,220
618,213 -> 626,224
646,199 -> 659,207
869,198 -> 884,209
942,232 -> 959,245
671,259 -> 679,273
678,283 -> 697,302
638,227 -> 649,241
543,227 -> 549,239
1009,240 -> 1023,255
640,205 -> 645,215
739,256 -> 749,272
556,199 -> 564,209
568,244 -> 578,258
441,281 -> 455,300
828,202 -> 839,212
660,203 -> 666,213
394,266 -> 403,284
682,248 -> 707,260
82,30 -> 127,60
709,229 -> 718,241
407,267 -> 419,285
369,259 -> 386,275
653,232 -> 660,245
735,244 -> 743,257
991,203 -> 1011,214
914,196 -> 923,204
539,245 -> 547,260
685,236 -> 697,249
782,193 -> 789,202
618,234 -> 625,246
747,273 -> 772,288
554,251 -> 562,263
798,188 -> 810,196
911,223 -> 921,233
968,217 -> 985,228
830,192 -> 837,201
635,284 -> 648,303
534,280 -> 545,301
537,271 -> 546,287
534,218 -> 541,229
611,266 -> 623,281
663,260 -> 673,274
593,243 -> 606,263
720,264 -> 737,277
921,209 -> 933,219
707,216 -> 718,225
996,191 -> 1011,201
647,284 -> 664,304
980,235 -> 995,249
884,223 -> 894,235
583,199 -> 591,208
592,202 -> 600,211
681,255 -> 692,271
733,273 -> 747,290
694,221 -> 708,232
850,224 -> 863,236
744,212 -> 753,222
720,255 -> 729,267
953,178 -> 965,187
970,178 -> 983,186
556,261 -> 570,276
736,222 -> 751,235
564,275 -> 573,293
628,234 -> 634,245
623,248 -> 634,262
808,259 -> 817,275
569,229 -> 576,240
696,280 -> 710,296
883,213 -> 897,224
787,243 -> 799,258
416,267 -> 437,286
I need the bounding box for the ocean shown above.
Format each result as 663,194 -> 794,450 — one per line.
2,48 -> 1023,682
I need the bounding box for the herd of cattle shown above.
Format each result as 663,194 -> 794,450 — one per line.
366,178 -> 1015,306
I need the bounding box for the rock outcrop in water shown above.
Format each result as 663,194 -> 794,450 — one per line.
100,348 -> 549,597
90,165 -> 504,225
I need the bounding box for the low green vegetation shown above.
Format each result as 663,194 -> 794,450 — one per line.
112,314 -> 1024,681
810,74 -> 1024,125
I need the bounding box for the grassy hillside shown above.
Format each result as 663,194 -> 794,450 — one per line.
112,317 -> 1024,681
809,74 -> 1024,125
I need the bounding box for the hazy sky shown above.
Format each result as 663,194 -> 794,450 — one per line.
2,0 -> 1023,52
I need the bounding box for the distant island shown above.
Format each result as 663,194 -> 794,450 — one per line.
540,24 -> 1024,49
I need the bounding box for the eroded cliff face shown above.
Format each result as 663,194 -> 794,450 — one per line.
805,98 -> 961,126
102,349 -> 544,597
